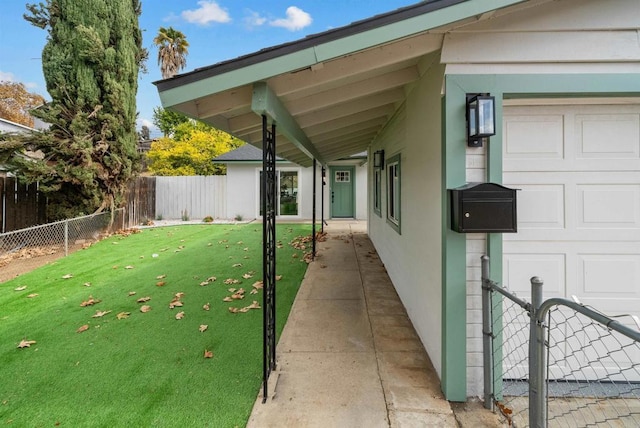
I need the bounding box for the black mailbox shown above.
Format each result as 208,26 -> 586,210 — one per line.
450,182 -> 517,233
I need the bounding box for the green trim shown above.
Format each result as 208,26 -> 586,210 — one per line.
157,0 -> 525,108
252,82 -> 325,164
385,153 -> 401,234
442,72 -> 640,401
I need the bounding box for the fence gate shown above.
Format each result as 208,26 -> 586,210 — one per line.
262,115 -> 277,402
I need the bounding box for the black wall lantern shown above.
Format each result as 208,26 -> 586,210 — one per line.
373,150 -> 385,169
466,94 -> 496,147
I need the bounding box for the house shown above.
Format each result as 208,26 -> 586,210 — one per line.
155,0 -> 640,401
212,144 -> 367,221
0,117 -> 43,177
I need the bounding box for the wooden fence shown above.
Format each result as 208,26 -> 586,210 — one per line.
155,176 -> 226,220
0,175 -> 227,232
0,177 -> 47,233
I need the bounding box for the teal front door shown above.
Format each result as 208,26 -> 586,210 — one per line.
330,166 -> 355,218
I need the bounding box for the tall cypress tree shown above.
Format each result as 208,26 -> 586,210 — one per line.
3,0 -> 145,219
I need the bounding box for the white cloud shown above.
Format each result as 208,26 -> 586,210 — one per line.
270,6 -> 312,31
181,1 -> 231,26
0,71 -> 17,82
244,10 -> 267,27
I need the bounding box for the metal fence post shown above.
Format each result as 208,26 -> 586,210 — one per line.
64,219 -> 69,257
481,255 -> 494,410
529,276 -> 545,427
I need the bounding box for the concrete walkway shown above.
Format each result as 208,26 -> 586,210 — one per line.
247,220 -> 504,427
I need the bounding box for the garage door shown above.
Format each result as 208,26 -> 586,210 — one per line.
502,102 -> 640,380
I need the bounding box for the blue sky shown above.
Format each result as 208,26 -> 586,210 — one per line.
0,0 -> 417,137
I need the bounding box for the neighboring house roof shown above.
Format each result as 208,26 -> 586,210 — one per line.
0,117 -> 37,134
155,0 -> 525,167
213,144 -> 284,163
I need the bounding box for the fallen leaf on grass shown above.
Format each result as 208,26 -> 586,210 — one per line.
250,289 -> 258,295
27,293 -> 39,298
247,300 -> 261,309
124,265 -> 134,270
228,307 -> 239,313
223,297 -> 233,302
62,274 -> 73,279
169,300 -> 183,309
174,292 -> 185,299
203,303 -> 210,311
128,291 -> 136,296
275,275 -> 283,281
242,273 -> 253,279
77,325 -> 89,333
116,312 -> 130,320
84,282 -> 91,287
14,286 -> 27,291
17,339 -> 36,349
199,281 -> 210,286
252,281 -> 263,290
232,263 -> 242,268
224,278 -> 240,285
156,281 -> 166,287
92,310 -> 112,318
175,311 -> 185,320
206,276 -> 217,282
228,288 -> 236,293
156,274 -> 166,279
140,305 -> 151,313
238,307 -> 250,313
199,325 -> 208,332
136,296 -> 151,303
80,296 -> 101,307
204,349 -> 214,358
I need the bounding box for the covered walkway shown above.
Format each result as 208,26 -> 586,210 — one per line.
247,220 -> 502,427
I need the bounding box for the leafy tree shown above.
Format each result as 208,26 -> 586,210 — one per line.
0,0 -> 146,220
154,26 -> 189,79
146,121 -> 243,176
0,81 -> 46,127
153,106 -> 189,137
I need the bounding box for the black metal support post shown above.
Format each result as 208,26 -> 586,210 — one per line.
261,115 -> 277,403
312,159 -> 317,260
321,167 -> 326,233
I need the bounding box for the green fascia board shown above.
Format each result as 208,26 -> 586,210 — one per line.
441,72 -> 640,401
158,0 -> 525,108
252,82 -> 326,164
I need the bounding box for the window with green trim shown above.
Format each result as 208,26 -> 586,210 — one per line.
386,154 -> 400,233
373,168 -> 381,216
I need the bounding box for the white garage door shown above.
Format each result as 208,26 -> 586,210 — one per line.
502,102 -> 640,380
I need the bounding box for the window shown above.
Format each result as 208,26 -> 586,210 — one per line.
373,169 -> 381,216
335,170 -> 350,182
259,169 -> 299,216
386,154 -> 401,233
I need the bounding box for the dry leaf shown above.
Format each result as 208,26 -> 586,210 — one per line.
238,307 -> 250,313
77,324 -> 89,333
175,311 -> 185,320
275,275 -> 283,281
222,297 -> 233,302
116,312 -> 131,320
250,289 -> 258,295
243,247 -> 249,251
247,301 -> 261,309
252,281 -> 264,290
199,281 -> 209,286
174,292 -> 185,299
128,291 -> 137,296
84,282 -> 92,287
27,293 -> 39,298
199,325 -> 208,332
228,287 -> 236,292
14,286 -> 27,291
156,274 -> 166,279
124,265 -> 134,269
232,263 -> 242,268
242,273 -> 253,279
140,305 -> 151,313
206,276 -> 217,282
156,281 -> 166,287
136,296 -> 151,303
62,274 -> 73,279
204,349 -> 213,358
93,310 -> 112,318
228,307 -> 239,313
17,339 -> 36,349
203,303 -> 210,311
237,241 -> 243,245
80,296 -> 101,307
169,301 -> 183,309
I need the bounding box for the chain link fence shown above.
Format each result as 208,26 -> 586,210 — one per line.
482,255 -> 640,427
0,209 -> 122,259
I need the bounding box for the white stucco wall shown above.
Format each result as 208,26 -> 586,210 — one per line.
368,61 -> 445,378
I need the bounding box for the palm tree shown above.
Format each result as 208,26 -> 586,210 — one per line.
153,26 -> 189,79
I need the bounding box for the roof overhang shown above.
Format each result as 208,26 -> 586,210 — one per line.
155,0 -> 526,167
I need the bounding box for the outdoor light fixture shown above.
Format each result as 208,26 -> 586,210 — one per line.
466,94 -> 496,147
373,150 -> 385,169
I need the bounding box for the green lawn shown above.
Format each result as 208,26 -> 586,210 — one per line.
0,223 -> 311,427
